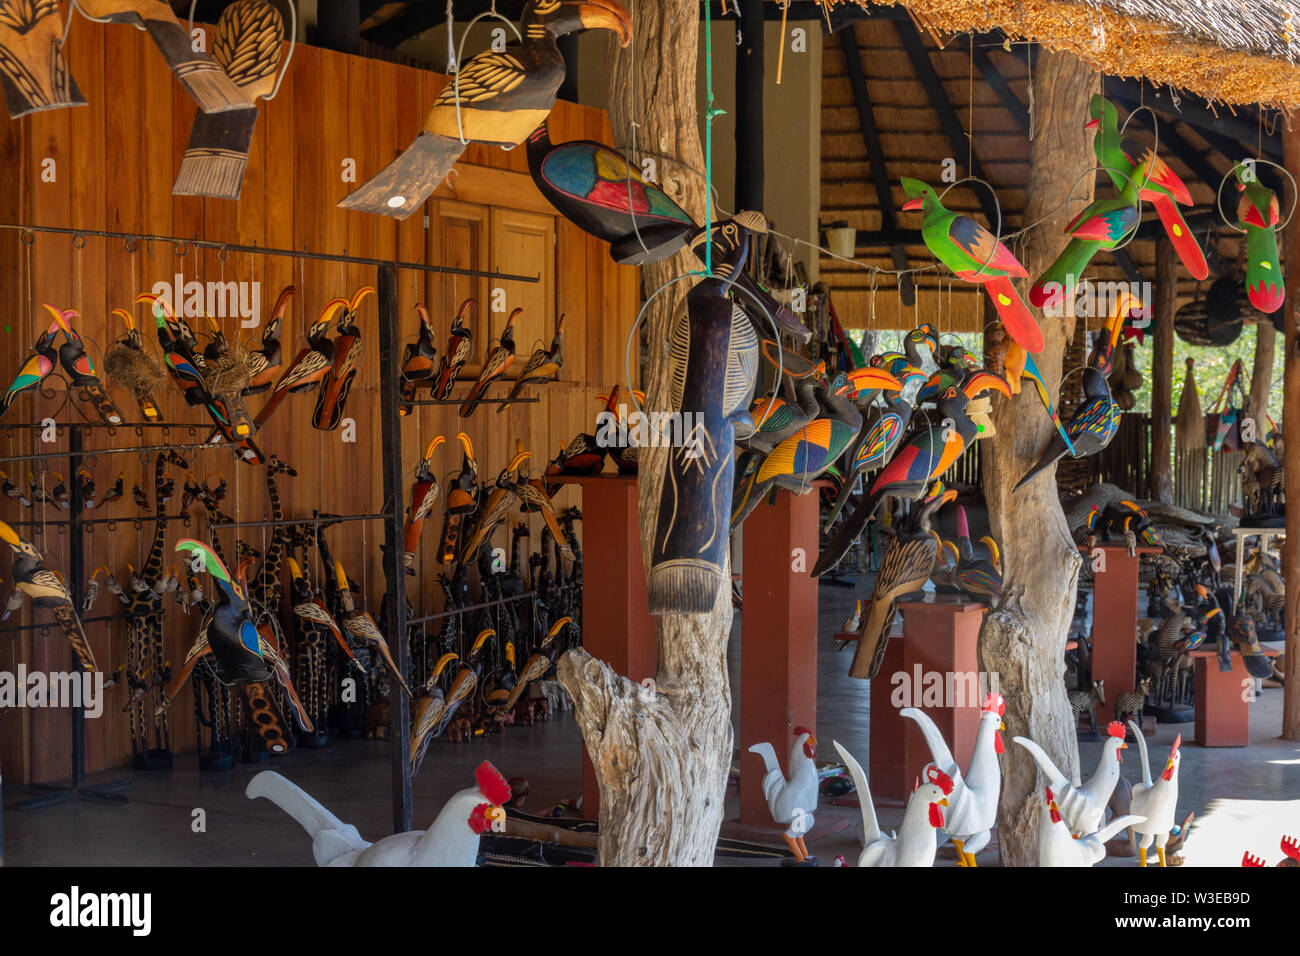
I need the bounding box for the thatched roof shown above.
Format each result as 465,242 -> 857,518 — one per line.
836,0 -> 1300,108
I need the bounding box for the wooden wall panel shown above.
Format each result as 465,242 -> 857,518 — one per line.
0,31 -> 637,782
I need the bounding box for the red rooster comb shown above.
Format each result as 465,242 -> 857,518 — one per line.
1045,787 -> 1055,803
983,692 -> 1006,717
1282,836 -> 1300,861
926,765 -> 955,795
475,760 -> 512,805
793,725 -> 812,737
1107,722 -> 1126,739
1242,851 -> 1265,867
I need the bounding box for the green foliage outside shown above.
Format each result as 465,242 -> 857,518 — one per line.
1128,324 -> 1283,423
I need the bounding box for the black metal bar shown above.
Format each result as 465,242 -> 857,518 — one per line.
377,265 -> 412,834
735,0 -> 765,213
406,590 -> 534,627
0,223 -> 539,283
0,612 -> 129,635
895,18 -> 1002,228
403,397 -> 538,407
3,508 -> 389,530
0,440 -> 238,465
68,427 -> 86,790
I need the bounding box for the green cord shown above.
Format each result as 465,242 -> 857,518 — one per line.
702,0 -> 725,277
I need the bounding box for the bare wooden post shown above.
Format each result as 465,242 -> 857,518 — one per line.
1247,320 -> 1276,429
1150,238 -> 1176,503
1283,122 -> 1300,741
557,0 -> 732,865
979,48 -> 1093,866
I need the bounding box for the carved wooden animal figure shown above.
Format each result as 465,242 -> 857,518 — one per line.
1069,679 -> 1106,734
0,0 -> 86,118
1115,675 -> 1151,725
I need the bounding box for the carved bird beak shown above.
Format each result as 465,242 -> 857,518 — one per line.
0,521 -> 20,548
572,0 -> 632,45
962,371 -> 1012,400
846,366 -> 902,394
938,798 -> 949,807
901,197 -> 923,212
1084,118 -> 1100,130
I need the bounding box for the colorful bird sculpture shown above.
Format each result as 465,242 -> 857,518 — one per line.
1001,340 -> 1076,457
339,0 -> 631,218
0,310 -> 66,422
954,506 -> 1003,603
313,286 -> 372,431
57,309 -> 124,425
107,307 -> 164,420
901,177 -> 1042,353
432,299 -> 475,400
403,435 -> 446,569
814,370 -> 1011,577
849,482 -> 955,679
461,449 -> 531,563
1030,157 -> 1144,310
286,558 -> 359,665
500,313 -> 564,411
0,520 -> 97,671
410,651 -> 465,776
252,296 -> 350,429
1089,95 -> 1208,280
174,539 -> 268,684
436,433 -> 479,565
526,118 -> 697,264
459,308 -> 519,417
1235,163 -> 1285,313
335,561 -> 412,697
244,285 -> 294,394
400,304 -> 439,415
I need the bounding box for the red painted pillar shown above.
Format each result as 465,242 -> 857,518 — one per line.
868,633 -> 907,806
555,475 -> 656,815
1192,650 -> 1274,747
1085,544 -> 1159,699
739,489 -> 819,825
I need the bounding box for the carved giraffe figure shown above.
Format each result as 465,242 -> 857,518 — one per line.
250,456 -> 297,614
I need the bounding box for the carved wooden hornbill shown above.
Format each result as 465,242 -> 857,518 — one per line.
340,0 -> 631,218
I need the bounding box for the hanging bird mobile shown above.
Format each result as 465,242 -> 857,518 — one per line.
500,313 -> 565,411
409,651 -> 465,776
1233,162 -> 1285,314
813,370 -> 1011,578
459,308 -> 519,417
244,285 -> 295,394
437,433 -> 479,565
173,0 -> 285,200
403,435 -> 446,569
647,212 -> 765,615
900,177 -> 1043,354
56,308 -> 124,425
400,304 -> 439,415
1089,95 -> 1208,280
526,118 -> 697,265
105,307 -> 166,421
312,286 -> 373,431
252,296 -> 350,430
338,0 -> 631,218
0,520 -> 97,671
0,309 -> 66,423
432,299 -> 475,400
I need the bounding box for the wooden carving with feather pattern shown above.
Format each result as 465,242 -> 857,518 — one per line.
0,0 -> 86,118
173,0 -> 283,199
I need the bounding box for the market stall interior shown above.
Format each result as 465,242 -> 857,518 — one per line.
0,0 -> 1298,868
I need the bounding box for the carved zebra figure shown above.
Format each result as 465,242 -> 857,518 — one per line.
1115,675 -> 1152,726
1240,442 -> 1285,518
1068,679 -> 1106,735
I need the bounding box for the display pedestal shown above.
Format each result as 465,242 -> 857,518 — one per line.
553,475 -> 656,816
1084,544 -> 1159,700
739,489 -> 820,826
868,633 -> 907,806
1191,649 -> 1277,747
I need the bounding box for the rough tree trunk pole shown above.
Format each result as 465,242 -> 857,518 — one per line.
1282,121 -> 1300,741
1150,238 -> 1176,503
1247,320 -> 1276,430
979,49 -> 1093,866
557,0 -> 733,865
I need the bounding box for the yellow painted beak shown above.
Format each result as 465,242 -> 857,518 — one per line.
938,797 -> 949,807
0,521 -> 21,548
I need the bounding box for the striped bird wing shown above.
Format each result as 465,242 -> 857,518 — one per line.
875,535 -> 938,602
871,430 -> 944,490
275,350 -> 330,392
432,52 -> 526,105
1122,138 -> 1191,203
948,216 -> 1027,277
956,566 -> 1002,598
752,396 -> 793,433
1066,201 -> 1139,242
1066,398 -> 1121,443
4,353 -> 52,402
757,419 -> 833,482
667,309 -> 689,412
724,304 -> 759,417
855,411 -> 903,469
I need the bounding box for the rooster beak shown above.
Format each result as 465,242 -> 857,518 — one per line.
808,735 -> 818,749
938,798 -> 949,807
1000,721 -> 1006,731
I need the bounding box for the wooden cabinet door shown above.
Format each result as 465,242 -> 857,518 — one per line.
427,199 -> 491,365
489,207 -> 555,365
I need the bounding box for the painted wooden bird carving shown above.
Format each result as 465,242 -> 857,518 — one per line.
174,539 -> 268,684
901,177 -> 1042,354
335,561 -> 412,697
403,435 -> 446,569
0,0 -> 86,118
461,449 -> 531,564
459,308 -> 519,417
57,308 -> 124,425
849,482 -> 955,679
399,304 -> 439,415
500,313 -> 564,411
1089,95 -> 1207,280
340,0 -> 631,218
1235,163 -> 1285,313
954,505 -> 1002,604
244,285 -> 294,394
526,118 -> 696,264
0,519 -> 97,671
436,433 -> 479,565
106,307 -> 164,420
286,557 -> 359,666
432,299 -> 475,400
813,370 -> 1011,578
253,296 -> 350,429
409,651 -> 464,776
515,450 -> 574,559
0,309 -> 66,422
1030,156 -> 1144,310
313,286 -> 372,431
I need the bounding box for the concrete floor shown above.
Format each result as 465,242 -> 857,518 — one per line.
3,581 -> 1297,866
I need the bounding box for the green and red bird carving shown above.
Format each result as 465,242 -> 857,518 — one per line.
1234,162 -> 1284,314
1088,95 -> 1208,280
901,177 -> 1043,353
0,307 -> 68,422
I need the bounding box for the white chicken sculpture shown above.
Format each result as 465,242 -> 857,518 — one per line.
748,727 -> 819,862
1013,720 -> 1127,836
245,760 -> 511,866
834,740 -> 952,867
1037,786 -> 1145,867
901,692 -> 1005,867
1127,722 -> 1182,867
